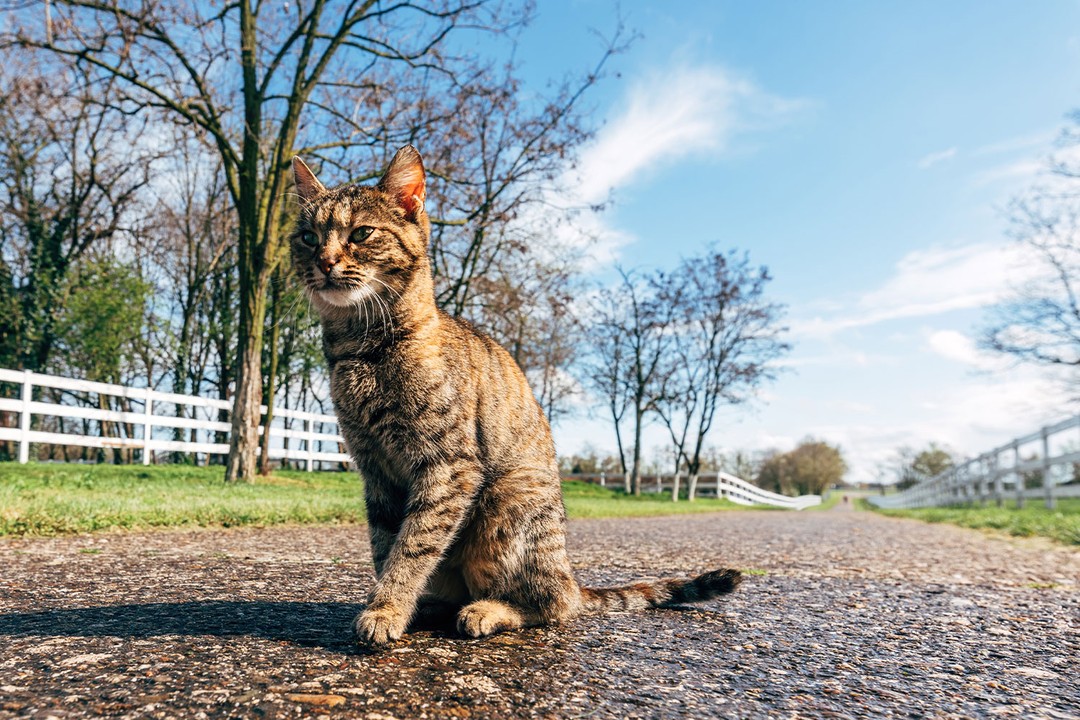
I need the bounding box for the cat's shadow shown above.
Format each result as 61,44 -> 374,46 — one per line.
0,600 -> 456,653
0,600 -> 712,654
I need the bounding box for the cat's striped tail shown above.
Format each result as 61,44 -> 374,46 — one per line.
579,568 -> 742,613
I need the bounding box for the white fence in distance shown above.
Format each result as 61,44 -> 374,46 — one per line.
868,414 -> 1080,510
0,368 -> 350,469
0,367 -> 819,509
567,472 -> 821,510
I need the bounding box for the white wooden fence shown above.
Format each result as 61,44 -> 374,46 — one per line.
868,414 -> 1080,510
567,472 -> 822,510
0,368 -> 350,469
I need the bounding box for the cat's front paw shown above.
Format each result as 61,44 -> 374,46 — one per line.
354,604 -> 410,646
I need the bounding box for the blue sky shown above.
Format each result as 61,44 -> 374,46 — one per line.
507,1 -> 1080,481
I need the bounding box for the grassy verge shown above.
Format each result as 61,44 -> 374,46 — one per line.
0,464 -> 748,536
561,480 -> 741,518
0,463 -> 365,535
808,491 -> 844,511
869,498 -> 1080,546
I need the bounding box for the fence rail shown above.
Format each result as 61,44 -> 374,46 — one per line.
868,414 -> 1080,510
567,472 -> 821,510
0,368 -> 350,469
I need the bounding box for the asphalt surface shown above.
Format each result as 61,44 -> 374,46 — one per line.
1,504 -> 1078,719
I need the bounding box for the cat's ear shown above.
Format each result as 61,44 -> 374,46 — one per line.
377,145 -> 426,219
292,156 -> 325,203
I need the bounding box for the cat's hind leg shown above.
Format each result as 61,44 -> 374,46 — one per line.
456,599 -> 535,638
455,507 -> 581,637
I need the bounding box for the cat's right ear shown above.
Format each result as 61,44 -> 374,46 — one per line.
292,156 -> 325,203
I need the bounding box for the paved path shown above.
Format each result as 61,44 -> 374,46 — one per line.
1,509 -> 1078,718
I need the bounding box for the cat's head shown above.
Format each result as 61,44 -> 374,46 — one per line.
290,146 -> 431,314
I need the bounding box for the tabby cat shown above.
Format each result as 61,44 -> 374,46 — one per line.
291,146 -> 741,646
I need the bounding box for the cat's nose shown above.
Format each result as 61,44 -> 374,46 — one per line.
318,257 -> 336,276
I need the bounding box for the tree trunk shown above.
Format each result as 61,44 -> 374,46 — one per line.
225,332 -> 262,482
225,0 -> 267,484
671,471 -> 681,502
687,472 -> 699,501
259,277 -> 282,476
224,243 -> 267,483
631,407 -> 644,496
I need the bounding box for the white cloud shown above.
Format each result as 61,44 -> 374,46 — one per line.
925,329 -> 1001,371
792,368 -> 1067,483
917,147 -> 957,170
549,64 -> 802,267
572,65 -> 803,205
792,241 -> 1042,338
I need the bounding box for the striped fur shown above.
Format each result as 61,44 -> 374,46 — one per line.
291,148 -> 742,646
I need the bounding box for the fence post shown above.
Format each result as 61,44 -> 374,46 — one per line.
305,417 -> 315,472
143,388 -> 154,466
18,370 -> 32,464
1041,427 -> 1055,510
992,452 -> 1004,507
1013,442 -> 1024,509
980,455 -> 989,507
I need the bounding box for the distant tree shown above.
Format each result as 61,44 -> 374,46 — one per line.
886,446 -> 921,490
480,263 -> 583,425
51,257 -> 153,463
0,64 -> 152,372
54,258 -> 152,385
583,290 -> 634,486
981,119 -> 1080,383
586,268 -> 677,495
654,248 -> 790,500
912,444 -> 956,481
756,440 -> 847,496
715,449 -> 762,481
557,446 -> 624,477
886,442 -> 957,490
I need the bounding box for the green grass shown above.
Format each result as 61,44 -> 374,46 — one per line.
560,480 -> 742,518
0,463 -> 366,536
0,464 -> 752,536
808,491 -> 844,511
870,498 -> 1080,546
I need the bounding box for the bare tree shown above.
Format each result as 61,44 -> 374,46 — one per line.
982,163 -> 1080,375
654,249 -> 790,500
585,268 -> 676,495
583,289 -> 633,489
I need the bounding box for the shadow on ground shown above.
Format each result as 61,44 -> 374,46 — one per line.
0,601 -> 373,651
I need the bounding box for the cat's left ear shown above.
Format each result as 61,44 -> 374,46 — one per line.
378,145 -> 426,219
292,156 -> 325,203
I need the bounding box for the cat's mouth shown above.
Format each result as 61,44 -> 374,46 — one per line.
312,281 -> 376,308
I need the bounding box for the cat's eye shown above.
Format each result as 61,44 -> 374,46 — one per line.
300,231 -> 319,247
350,226 -> 374,243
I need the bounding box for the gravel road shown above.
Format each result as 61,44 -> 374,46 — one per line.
1,506 -> 1078,719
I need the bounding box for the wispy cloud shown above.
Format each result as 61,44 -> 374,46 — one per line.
973,130 -> 1057,157
917,147 -> 957,170
925,329 -> 995,369
971,158 -> 1045,188
793,242 -> 1042,338
572,65 -> 804,205
556,64 -> 803,264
